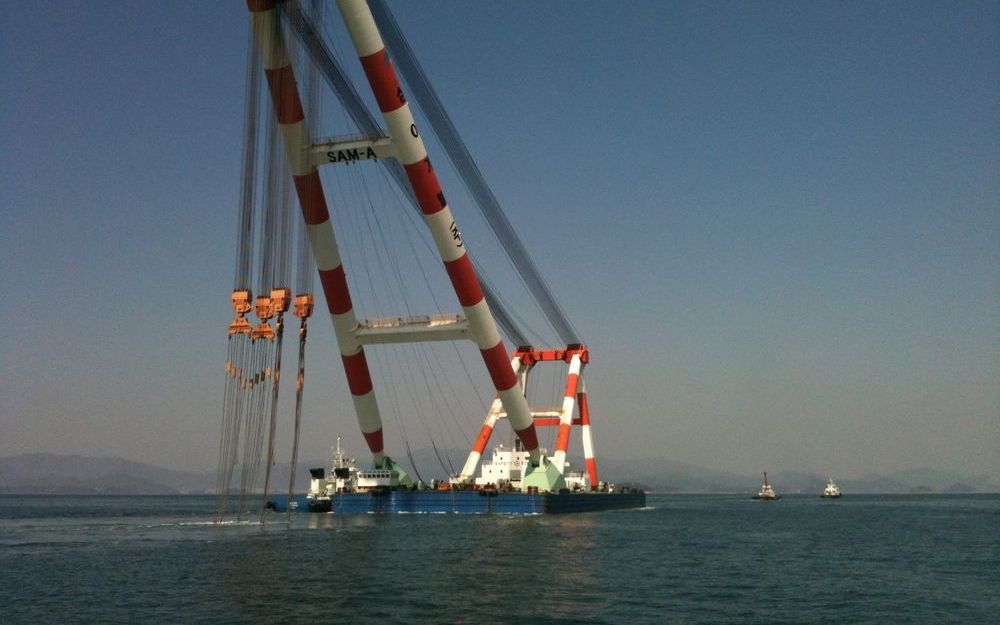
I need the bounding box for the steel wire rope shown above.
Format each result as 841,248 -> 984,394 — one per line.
282,3 -> 535,347
237,341 -> 261,517
365,139 -> 536,470
343,163 -> 473,471
261,154 -> 295,520
238,119 -> 277,515
377,169 -> 490,429
370,0 -> 580,345
230,335 -> 254,517
216,337 -> 238,521
220,335 -> 252,513
241,96 -> 285,518
325,161 -> 401,467
367,181 -> 495,457
284,4 -> 562,476
366,164 -> 478,477
218,18 -> 262,521
222,336 -> 249,518
344,160 -> 441,481
287,0 -> 323,521
258,17 -> 303,515
350,164 -> 426,478
361,176 -> 456,475
227,350 -> 252,519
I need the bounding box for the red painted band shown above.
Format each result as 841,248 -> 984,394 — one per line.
341,351 -> 374,396
293,172 -> 329,225
319,266 -> 353,315
363,429 -> 384,454
247,0 -> 275,12
359,50 -> 405,113
444,254 -> 484,308
532,418 -> 560,427
513,424 -> 539,451
472,423 -> 494,454
564,373 -> 579,398
264,66 -> 305,125
404,159 -> 445,215
555,423 -> 571,452
480,342 -> 517,391
577,392 -> 590,424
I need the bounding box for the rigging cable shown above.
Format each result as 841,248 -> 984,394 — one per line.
281,2 -> 532,347
286,0 -> 322,522
217,18 -> 262,522
370,0 -> 580,346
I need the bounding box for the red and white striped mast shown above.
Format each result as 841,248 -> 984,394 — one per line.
247,0 -> 547,479
247,0 -> 388,466
455,346 -> 600,488
334,0 -> 543,467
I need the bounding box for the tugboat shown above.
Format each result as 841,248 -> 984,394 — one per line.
752,471 -> 781,500
822,478 -> 842,498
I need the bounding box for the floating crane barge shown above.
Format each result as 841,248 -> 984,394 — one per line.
220,0 -> 645,517
267,438 -> 645,515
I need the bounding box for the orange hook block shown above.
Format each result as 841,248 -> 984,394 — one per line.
228,317 -> 253,336
294,293 -> 315,319
231,289 -> 253,314
227,289 -> 254,335
251,321 -> 275,341
255,295 -> 275,321
270,287 -> 291,314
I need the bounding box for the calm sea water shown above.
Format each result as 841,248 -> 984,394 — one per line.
1,494 -> 997,624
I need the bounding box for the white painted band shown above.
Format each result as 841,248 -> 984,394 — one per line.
353,391 -> 382,433
331,312 -> 362,355
553,450 -> 567,473
582,424 -> 595,458
384,106 -> 427,165
425,208 -> 465,263
306,223 -> 343,271
560,396 -> 576,423
337,0 -> 385,58
251,9 -> 290,71
499,387 -> 533,432
464,299 -> 501,349
459,450 -> 482,479
279,121 -> 312,176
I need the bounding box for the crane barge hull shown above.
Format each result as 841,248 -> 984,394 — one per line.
267,489 -> 646,515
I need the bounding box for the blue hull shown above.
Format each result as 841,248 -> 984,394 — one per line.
267,490 -> 646,515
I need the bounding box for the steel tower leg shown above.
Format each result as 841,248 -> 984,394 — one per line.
336,0 -> 542,466
553,354 -> 584,474
457,357 -> 523,482
578,378 -> 599,487
247,0 -> 387,465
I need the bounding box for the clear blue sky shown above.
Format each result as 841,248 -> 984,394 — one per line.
2,1 -> 997,481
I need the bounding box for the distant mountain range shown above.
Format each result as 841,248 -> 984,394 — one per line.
1,452 -> 996,495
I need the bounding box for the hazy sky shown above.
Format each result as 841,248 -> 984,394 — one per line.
2,1 -> 997,481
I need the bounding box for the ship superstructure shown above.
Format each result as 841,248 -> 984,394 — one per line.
752,472 -> 781,500
822,478 -> 842,498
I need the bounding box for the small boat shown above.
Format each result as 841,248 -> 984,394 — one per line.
822,478 -> 842,498
752,471 -> 781,500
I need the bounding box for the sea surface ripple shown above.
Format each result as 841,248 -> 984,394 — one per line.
1,494 -> 997,623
